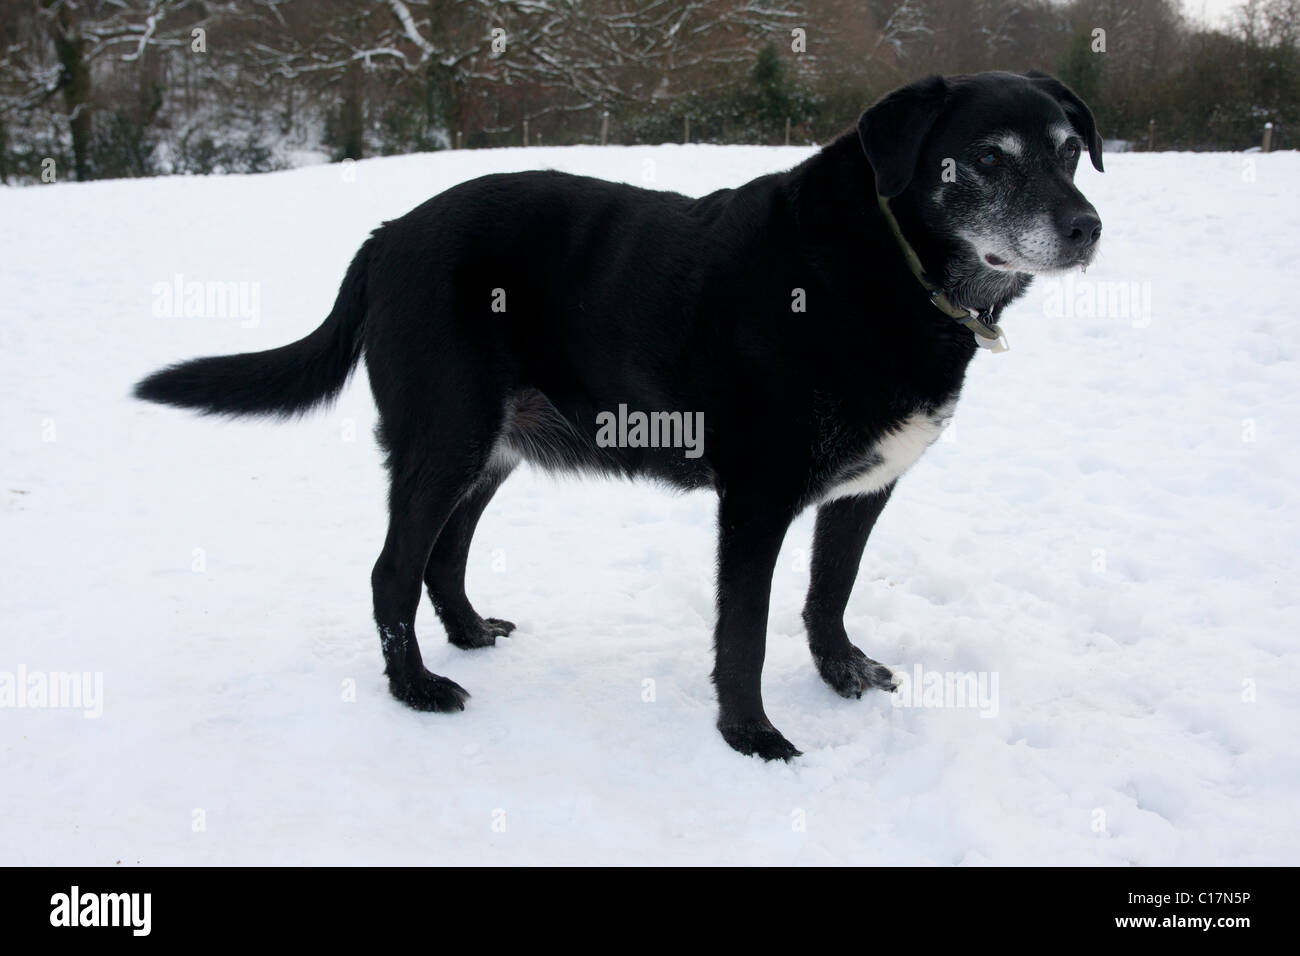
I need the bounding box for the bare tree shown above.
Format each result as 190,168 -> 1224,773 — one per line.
0,1 -> 241,179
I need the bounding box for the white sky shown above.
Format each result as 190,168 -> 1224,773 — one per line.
1182,0 -> 1241,29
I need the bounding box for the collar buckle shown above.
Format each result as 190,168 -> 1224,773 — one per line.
965,311 -> 1009,352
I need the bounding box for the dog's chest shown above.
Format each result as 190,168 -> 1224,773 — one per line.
821,400 -> 956,501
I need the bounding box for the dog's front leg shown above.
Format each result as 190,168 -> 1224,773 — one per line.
712,491 -> 799,760
802,486 -> 898,698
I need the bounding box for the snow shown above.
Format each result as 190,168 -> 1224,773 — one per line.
2,145 -> 1298,865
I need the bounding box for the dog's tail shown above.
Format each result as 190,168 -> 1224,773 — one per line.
133,237 -> 374,418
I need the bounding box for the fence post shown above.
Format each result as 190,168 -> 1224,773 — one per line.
523,117 -> 529,147
684,115 -> 690,144
455,130 -> 462,150
785,116 -> 791,146
1263,121 -> 1274,153
600,110 -> 609,146
1147,118 -> 1156,151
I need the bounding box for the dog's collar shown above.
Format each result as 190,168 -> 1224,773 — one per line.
877,194 -> 1009,353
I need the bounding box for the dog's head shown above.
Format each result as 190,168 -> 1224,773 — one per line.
859,71 -> 1103,277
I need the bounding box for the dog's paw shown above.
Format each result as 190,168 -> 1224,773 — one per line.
447,616 -> 516,650
482,617 -> 516,637
718,718 -> 802,762
389,670 -> 469,712
815,645 -> 896,699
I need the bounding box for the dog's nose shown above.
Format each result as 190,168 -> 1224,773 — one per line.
1065,212 -> 1102,248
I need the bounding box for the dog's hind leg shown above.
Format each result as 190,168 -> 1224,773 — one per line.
802,486 -> 898,698
372,455 -> 479,711
424,463 -> 518,650
370,381 -> 504,711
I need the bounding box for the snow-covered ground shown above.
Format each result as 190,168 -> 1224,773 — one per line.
2,145 -> 1297,865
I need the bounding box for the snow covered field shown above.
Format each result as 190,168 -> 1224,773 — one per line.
2,144 -> 1298,865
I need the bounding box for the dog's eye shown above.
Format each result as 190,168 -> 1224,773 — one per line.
978,150 -> 1000,167
1062,142 -> 1080,160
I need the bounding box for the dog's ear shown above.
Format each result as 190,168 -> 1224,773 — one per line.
1024,70 -> 1104,173
857,75 -> 947,198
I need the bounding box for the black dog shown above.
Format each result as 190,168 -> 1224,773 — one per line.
136,70 -> 1103,760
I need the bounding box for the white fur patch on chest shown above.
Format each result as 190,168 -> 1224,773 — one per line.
822,400 -> 955,501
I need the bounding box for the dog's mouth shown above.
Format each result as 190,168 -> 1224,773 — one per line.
962,227 -> 1099,276
982,251 -> 1024,273
981,247 -> 1097,276
1035,246 -> 1100,275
